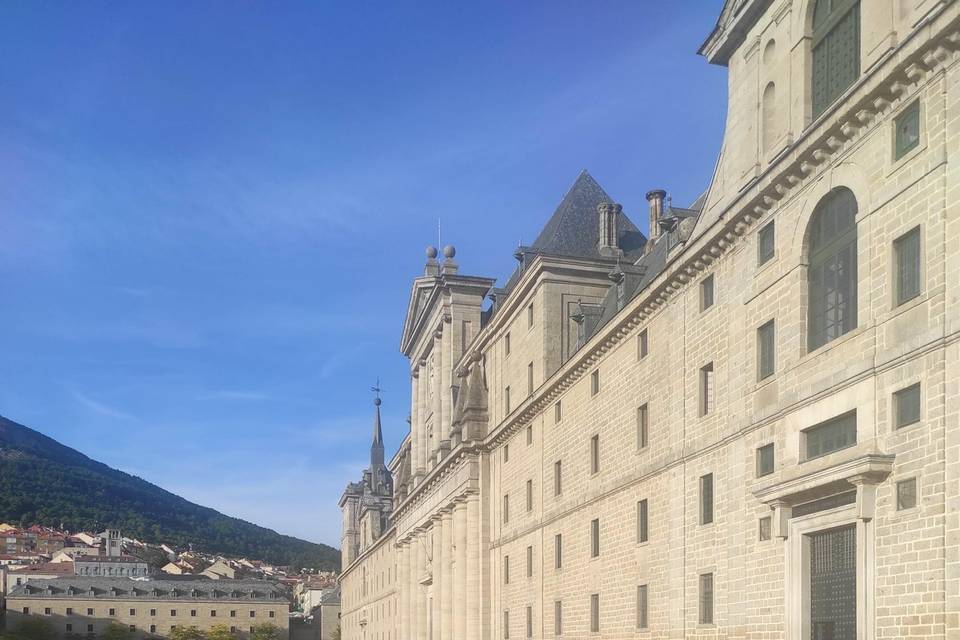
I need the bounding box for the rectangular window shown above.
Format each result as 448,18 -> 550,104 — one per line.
525,479 -> 533,512
109,609 -> 116,616
527,362 -> 534,395
637,499 -> 649,543
503,555 -> 510,584
897,478 -> 917,510
758,221 -> 775,265
87,609 -> 94,616
248,612 -> 255,618
129,626 -> 136,633
553,601 -> 562,636
638,328 -> 649,359
700,274 -> 715,310
894,100 -> 921,160
699,573 -> 714,624
130,609 -> 136,616
590,594 -> 600,633
505,332 -> 511,356
590,434 -> 600,474
503,494 -> 510,524
894,382 -> 921,428
590,369 -> 600,395
894,227 -> 921,305
505,387 -> 511,414
45,608 -> 51,615
553,460 -> 562,496
527,303 -> 534,328
590,518 -> 600,558
700,473 -> 714,525
637,403 -> 649,449
268,611 -> 274,619
171,611 -> 177,617
211,611 -> 217,617
554,534 -> 562,569
699,363 -> 714,416
756,443 -> 775,477
554,401 -> 562,423
526,424 -> 533,445
21,608 -> 29,615
67,625 -> 73,633
525,606 -> 532,638
804,411 -> 857,460
503,610 -> 510,639
759,516 -> 772,541
150,626 -> 156,634
636,584 -> 648,629
67,609 -> 74,615
190,610 -> 196,617
526,545 -> 533,577
504,443 -> 509,463
757,320 -> 775,380
230,611 -> 236,618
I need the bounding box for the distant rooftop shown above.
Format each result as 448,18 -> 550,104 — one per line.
8,577 -> 287,602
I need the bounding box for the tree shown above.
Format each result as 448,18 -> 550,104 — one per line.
99,623 -> 132,640
250,624 -> 281,640
206,625 -> 232,640
4,618 -> 57,640
168,627 -> 206,640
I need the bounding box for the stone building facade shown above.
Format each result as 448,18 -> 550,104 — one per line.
338,0 -> 960,638
5,578 -> 289,638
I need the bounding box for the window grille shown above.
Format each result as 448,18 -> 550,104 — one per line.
812,0 -> 860,118
809,525 -> 857,640
758,221 -> 775,265
804,411 -> 856,460
894,227 -> 921,305
894,101 -> 921,160
700,474 -> 714,525
894,383 -> 921,428
808,188 -> 858,350
637,585 -> 648,629
699,573 -> 714,624
637,499 -> 649,543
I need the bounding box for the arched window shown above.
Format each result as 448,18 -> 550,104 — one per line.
811,0 -> 860,118
807,187 -> 858,350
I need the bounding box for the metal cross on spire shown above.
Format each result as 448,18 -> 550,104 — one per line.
370,378 -> 383,402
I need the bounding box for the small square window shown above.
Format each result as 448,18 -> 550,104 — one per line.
700,274 -> 715,310
171,610 -> 177,617
130,609 -> 136,616
45,608 -> 51,615
756,443 -> 775,477
894,100 -> 921,160
590,594 -> 600,632
230,611 -> 236,618
758,221 -> 775,265
554,401 -> 562,423
894,383 -> 921,428
590,369 -> 600,396
249,611 -> 255,618
699,473 -> 714,525
699,573 -> 714,624
211,611 -> 217,617
897,478 -> 917,510
88,609 -> 94,616
759,516 -> 772,541
590,518 -> 600,558
590,434 -> 600,474
894,227 -> 922,305
67,608 -> 74,615
757,320 -> 775,380
699,363 -> 715,416
190,610 -> 197,617
109,609 -> 116,617
553,460 -> 562,496
637,403 -> 649,449
638,329 -> 649,359
67,625 -> 73,633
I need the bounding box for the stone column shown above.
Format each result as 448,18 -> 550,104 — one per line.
465,493 -> 480,640
431,519 -> 442,639
418,358 -> 430,475
433,332 -> 443,460
398,543 -> 409,637
411,370 -> 422,480
440,322 -> 453,444
440,509 -> 453,639
452,501 -> 467,640
410,536 -> 419,640
416,532 -> 427,640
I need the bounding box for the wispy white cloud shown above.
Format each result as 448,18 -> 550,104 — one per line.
69,389 -> 137,421
199,390 -> 270,401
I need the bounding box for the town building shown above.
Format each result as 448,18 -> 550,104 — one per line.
7,563 -> 75,594
74,556 -> 151,578
338,0 -> 960,639
5,578 -> 289,639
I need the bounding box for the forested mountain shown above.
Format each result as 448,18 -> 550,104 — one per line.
0,416 -> 339,571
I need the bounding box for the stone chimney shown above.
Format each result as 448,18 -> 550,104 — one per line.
597,202 -> 623,257
645,189 -> 667,253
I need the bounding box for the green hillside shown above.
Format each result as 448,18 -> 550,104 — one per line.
0,416 -> 339,571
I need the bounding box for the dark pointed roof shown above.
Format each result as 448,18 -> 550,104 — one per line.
529,170 -> 646,261
370,399 -> 384,465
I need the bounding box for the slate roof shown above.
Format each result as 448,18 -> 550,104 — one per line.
8,577 -> 286,602
10,561 -> 74,575
529,170 -> 646,261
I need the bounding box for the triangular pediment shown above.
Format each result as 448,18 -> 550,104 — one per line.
400,277 -> 440,356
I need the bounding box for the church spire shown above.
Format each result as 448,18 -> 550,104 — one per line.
370,380 -> 385,468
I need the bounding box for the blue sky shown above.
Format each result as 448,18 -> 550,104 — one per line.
0,2 -> 727,547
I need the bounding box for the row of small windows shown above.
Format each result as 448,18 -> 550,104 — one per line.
27,607 -> 273,619
501,303 -> 536,357
46,623 -> 254,636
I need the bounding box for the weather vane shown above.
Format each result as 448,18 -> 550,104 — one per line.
371,378 -> 383,404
